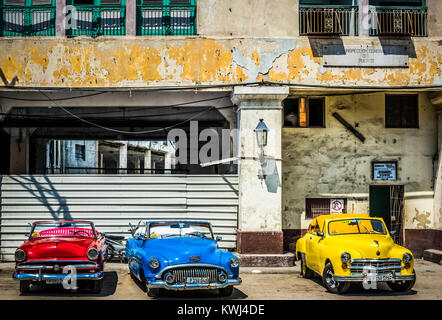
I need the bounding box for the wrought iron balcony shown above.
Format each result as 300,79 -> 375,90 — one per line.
0,4 -> 55,36
66,5 -> 126,37
369,7 -> 427,37
299,5 -> 358,36
137,3 -> 196,36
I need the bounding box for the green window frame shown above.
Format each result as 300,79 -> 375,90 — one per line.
137,0 -> 196,36
66,0 -> 126,37
0,0 -> 56,36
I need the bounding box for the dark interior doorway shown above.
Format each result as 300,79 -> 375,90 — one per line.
369,185 -> 404,244
0,129 -> 10,174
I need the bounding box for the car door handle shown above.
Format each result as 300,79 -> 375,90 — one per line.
310,237 -> 312,240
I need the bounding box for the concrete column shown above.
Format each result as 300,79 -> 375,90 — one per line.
232,86 -> 289,254
434,109 -> 442,229
10,136 -> 29,174
56,0 -> 66,37
144,149 -> 152,174
165,152 -> 172,173
119,143 -> 127,174
126,0 -> 137,36
358,0 -> 369,37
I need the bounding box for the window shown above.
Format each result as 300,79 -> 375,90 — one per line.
75,144 -> 86,161
306,198 -> 347,219
1,0 -> 56,36
385,95 -> 418,128
137,0 -> 196,36
299,0 -> 358,36
66,0 -> 126,37
283,98 -> 325,128
368,0 -> 427,37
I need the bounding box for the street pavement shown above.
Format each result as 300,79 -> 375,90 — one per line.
0,259 -> 441,300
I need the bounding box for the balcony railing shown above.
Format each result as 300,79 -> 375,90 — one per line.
299,5 -> 358,36
369,7 -> 427,37
0,5 -> 55,36
66,5 -> 126,37
137,4 -> 196,36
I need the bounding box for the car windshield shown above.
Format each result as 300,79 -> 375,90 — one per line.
148,222 -> 214,240
328,219 -> 387,236
30,221 -> 96,238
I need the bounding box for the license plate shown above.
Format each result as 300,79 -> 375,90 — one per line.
186,277 -> 209,284
375,273 -> 393,282
45,279 -> 63,284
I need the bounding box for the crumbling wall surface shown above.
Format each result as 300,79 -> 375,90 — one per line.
0,38 -> 441,88
427,0 -> 442,37
281,93 -> 438,231
197,0 -> 299,37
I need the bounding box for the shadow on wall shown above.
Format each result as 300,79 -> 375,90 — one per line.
8,175 -> 72,221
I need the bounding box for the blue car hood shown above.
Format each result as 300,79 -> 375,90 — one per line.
146,237 -> 221,266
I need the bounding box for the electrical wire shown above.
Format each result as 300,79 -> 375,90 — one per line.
0,92 -> 105,101
1,81 -> 442,92
39,91 -> 219,135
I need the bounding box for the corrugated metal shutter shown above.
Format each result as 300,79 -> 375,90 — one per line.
0,174 -> 238,261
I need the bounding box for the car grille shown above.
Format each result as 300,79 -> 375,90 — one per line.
349,259 -> 403,275
16,261 -> 99,274
165,267 -> 221,284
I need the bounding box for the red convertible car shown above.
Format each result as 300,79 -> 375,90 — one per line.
13,220 -> 107,294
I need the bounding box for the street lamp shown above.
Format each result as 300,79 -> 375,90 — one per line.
254,119 -> 269,148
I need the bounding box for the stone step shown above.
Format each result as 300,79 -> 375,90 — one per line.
236,252 -> 295,267
423,249 -> 442,264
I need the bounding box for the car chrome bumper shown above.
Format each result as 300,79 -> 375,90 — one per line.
13,271 -> 104,281
147,278 -> 242,291
334,274 -> 415,283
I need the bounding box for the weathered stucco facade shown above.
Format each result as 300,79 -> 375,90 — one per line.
1,0 -> 442,259
1,38 -> 441,88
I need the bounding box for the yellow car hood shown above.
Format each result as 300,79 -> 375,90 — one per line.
330,234 -> 396,259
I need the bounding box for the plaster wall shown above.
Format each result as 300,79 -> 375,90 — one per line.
282,92 -> 438,232
0,38 -> 441,88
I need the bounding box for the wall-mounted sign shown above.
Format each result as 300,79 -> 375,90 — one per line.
323,45 -> 409,68
373,162 -> 397,180
330,199 -> 345,214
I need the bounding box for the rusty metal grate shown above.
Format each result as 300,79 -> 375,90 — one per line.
299,6 -> 358,36
369,8 -> 427,37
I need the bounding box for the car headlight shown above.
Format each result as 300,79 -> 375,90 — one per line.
148,257 -> 160,270
229,257 -> 239,269
403,252 -> 413,264
87,248 -> 99,261
15,249 -> 26,262
341,252 -> 351,263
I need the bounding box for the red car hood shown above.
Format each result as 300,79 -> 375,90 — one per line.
20,237 -> 95,260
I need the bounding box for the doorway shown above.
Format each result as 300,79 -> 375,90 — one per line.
369,185 -> 404,245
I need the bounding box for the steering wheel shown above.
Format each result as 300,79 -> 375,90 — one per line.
73,230 -> 91,237
185,231 -> 207,238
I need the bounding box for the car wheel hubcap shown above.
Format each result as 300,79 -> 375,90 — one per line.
326,269 -> 337,288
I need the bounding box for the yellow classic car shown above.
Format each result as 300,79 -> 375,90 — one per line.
296,213 -> 416,294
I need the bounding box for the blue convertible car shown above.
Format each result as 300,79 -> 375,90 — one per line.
125,220 -> 242,297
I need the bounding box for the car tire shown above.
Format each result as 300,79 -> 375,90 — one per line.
90,279 -> 103,294
322,262 -> 350,294
387,271 -> 416,292
300,253 -> 314,279
146,287 -> 160,298
19,280 -> 30,294
219,286 -> 234,297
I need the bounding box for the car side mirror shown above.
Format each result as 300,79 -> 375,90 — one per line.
390,230 -> 396,236
216,236 -> 222,242
136,234 -> 145,241
317,231 -> 324,238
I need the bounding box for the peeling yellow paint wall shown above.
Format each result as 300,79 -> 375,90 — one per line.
282,93 -> 438,232
0,38 -> 441,88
